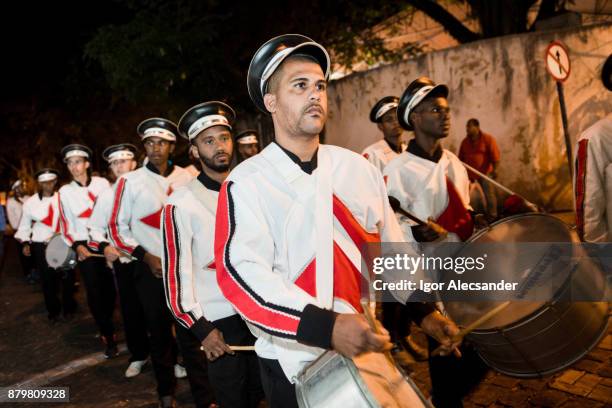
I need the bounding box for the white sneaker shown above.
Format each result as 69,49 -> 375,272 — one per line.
125,360 -> 147,378
174,363 -> 187,379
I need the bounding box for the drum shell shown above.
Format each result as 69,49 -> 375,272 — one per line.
45,235 -> 77,270
443,213 -> 609,378
295,351 -> 429,408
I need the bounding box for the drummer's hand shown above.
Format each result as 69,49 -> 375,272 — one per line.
201,329 -> 234,362
420,310 -> 462,358
411,224 -> 440,242
144,252 -> 163,278
22,244 -> 31,257
331,314 -> 392,358
76,245 -> 92,261
104,245 -> 121,263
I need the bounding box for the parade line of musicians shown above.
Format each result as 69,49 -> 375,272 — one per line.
6,35 -> 611,408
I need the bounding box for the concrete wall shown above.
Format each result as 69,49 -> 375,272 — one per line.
325,23 -> 612,211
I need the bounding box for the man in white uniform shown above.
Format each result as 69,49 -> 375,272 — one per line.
162,101 -> 262,408
7,179 -> 34,281
108,118 -> 193,408
215,34 -> 461,408
574,54 -> 612,243
16,169 -> 76,322
88,143 -> 150,378
386,77 -> 489,407
385,77 -> 473,244
58,144 -> 117,357
234,129 -> 261,163
361,96 -> 407,174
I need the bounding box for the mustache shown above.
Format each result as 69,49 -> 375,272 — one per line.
303,103 -> 324,115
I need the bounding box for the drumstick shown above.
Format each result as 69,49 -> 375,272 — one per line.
388,196 -> 448,238
361,301 -> 396,366
459,161 -> 538,209
452,301 -> 511,342
199,345 -> 255,352
431,301 -> 511,357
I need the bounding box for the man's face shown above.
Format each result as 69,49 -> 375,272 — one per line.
39,179 -> 56,196
237,143 -> 259,160
466,122 -> 479,138
192,126 -> 233,172
66,157 -> 90,179
264,58 -> 328,138
377,108 -> 404,140
109,158 -> 137,178
411,96 -> 451,139
143,136 -> 174,166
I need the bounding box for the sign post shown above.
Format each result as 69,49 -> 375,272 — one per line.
545,41 -> 572,178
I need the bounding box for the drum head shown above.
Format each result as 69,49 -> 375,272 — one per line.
45,235 -> 74,269
443,213 -> 579,329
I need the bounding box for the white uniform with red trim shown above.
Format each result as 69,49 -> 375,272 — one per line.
109,163 -> 193,259
384,149 -> 471,242
87,185 -> 133,261
215,142 -> 413,381
15,193 -> 59,243
574,114 -> 612,242
161,174 -> 236,340
58,177 -> 110,248
361,139 -> 405,174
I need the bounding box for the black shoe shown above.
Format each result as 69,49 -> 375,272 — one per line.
102,336 -> 119,359
159,396 -> 176,408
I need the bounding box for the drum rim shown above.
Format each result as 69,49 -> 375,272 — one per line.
472,303 -> 610,378
466,212 -> 573,244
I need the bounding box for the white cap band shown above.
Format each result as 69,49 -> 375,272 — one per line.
238,135 -> 258,144
37,173 -> 58,183
187,115 -> 231,140
375,102 -> 398,120
64,149 -> 89,160
403,85 -> 434,126
143,127 -> 176,141
107,150 -> 135,163
260,42 -> 330,95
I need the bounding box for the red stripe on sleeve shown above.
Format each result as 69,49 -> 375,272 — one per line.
575,139 -> 589,241
163,205 -> 195,327
108,178 -> 135,253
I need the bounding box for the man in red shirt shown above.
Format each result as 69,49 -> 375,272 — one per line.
459,118 -> 501,218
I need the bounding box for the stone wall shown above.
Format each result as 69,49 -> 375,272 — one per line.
325,23 -> 612,211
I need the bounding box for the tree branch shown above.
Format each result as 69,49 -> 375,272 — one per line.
407,0 -> 480,43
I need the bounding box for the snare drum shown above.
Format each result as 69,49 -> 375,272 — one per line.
45,235 -> 77,270
296,350 -> 430,408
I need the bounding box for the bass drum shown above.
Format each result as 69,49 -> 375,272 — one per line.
442,213 -> 609,378
45,235 -> 77,270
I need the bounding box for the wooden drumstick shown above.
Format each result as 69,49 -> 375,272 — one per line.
361,301 -> 396,366
199,345 -> 255,352
431,301 -> 511,357
452,301 -> 511,342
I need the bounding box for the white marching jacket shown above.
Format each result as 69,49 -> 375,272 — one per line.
108,163 -> 193,260
87,184 -> 132,262
361,139 -> 405,174
161,174 -> 236,342
215,142 -> 423,381
384,149 -> 472,242
58,176 -> 110,248
15,193 -> 59,243
574,113 -> 612,242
